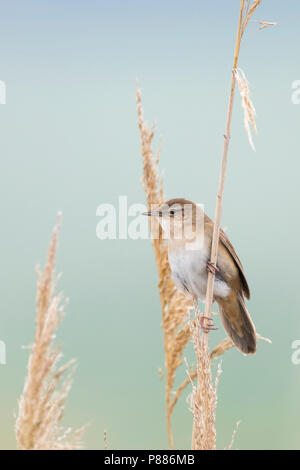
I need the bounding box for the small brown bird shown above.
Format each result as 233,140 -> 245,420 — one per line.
143,198 -> 256,354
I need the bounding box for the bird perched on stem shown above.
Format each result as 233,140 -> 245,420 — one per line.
143,198 -> 256,354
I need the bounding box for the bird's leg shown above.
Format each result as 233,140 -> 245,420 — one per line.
207,261 -> 219,275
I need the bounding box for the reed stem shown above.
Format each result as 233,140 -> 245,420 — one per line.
191,0 -> 246,450
203,0 -> 244,346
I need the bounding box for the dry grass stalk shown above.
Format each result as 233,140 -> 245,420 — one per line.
236,2 -> 264,156
190,312 -> 222,450
256,21 -> 278,31
192,0 -> 263,450
201,0 -> 267,348
189,330 -> 272,449
104,430 -> 108,450
158,368 -> 164,380
225,420 -> 241,450
15,214 -> 83,450
241,1 -> 262,37
137,84 -> 193,449
202,0 -> 264,331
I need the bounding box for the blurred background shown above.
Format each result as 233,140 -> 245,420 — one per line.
0,0 -> 299,450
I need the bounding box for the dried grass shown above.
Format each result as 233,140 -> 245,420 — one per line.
234,1 -> 267,151
190,0 -> 266,450
189,311 -> 222,450
137,84 -> 193,449
234,68 -> 257,151
15,214 -> 83,450
241,1 -> 262,37
104,430 -> 108,450
256,21 -> 278,31
225,420 -> 241,450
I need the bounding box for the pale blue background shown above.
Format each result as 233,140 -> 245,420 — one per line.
0,0 -> 299,449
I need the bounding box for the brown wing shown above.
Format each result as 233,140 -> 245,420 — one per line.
219,229 -> 250,299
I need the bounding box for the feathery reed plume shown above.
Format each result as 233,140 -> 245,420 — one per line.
233,1 -> 270,151
15,214 -> 83,450
234,68 -> 257,150
241,1 -> 262,37
190,312 -> 222,450
137,84 -> 193,449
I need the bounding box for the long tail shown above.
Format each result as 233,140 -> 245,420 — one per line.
217,291 -> 256,354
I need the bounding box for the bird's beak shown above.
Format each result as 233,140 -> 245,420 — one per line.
142,210 -> 160,217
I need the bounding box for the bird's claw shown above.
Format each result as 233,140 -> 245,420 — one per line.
200,315 -> 217,333
207,261 -> 219,275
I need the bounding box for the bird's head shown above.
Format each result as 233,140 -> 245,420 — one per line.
142,198 -> 203,241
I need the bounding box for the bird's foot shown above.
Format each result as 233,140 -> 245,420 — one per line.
207,261 -> 219,275
200,315 -> 217,333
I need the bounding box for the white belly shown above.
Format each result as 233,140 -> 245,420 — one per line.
168,246 -> 230,301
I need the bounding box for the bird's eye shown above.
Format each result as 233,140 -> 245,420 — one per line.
170,210 -> 175,216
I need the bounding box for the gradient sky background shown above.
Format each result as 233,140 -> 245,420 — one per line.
0,0 -> 300,450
